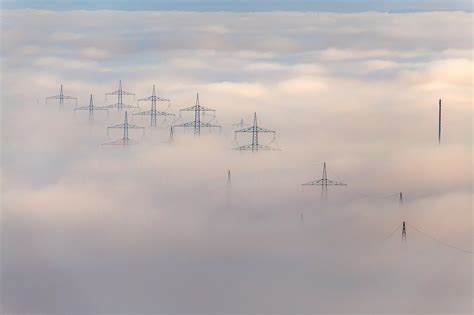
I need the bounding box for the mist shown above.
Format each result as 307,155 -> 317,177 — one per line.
1,9 -> 472,314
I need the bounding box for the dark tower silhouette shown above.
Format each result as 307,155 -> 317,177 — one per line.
103,80 -> 138,111
234,112 -> 278,151
173,93 -> 221,136
438,99 -> 442,144
402,221 -> 407,244
46,84 -> 77,107
103,111 -> 145,145
75,94 -> 108,120
134,84 -> 174,126
302,162 -> 347,200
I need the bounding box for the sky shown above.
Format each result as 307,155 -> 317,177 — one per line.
2,0 -> 472,12
0,6 -> 473,315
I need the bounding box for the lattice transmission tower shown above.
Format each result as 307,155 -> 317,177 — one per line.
103,80 -> 138,111
302,162 -> 347,200
234,112 -> 278,151
134,84 -> 175,126
173,93 -> 221,136
45,84 -> 78,107
103,111 -> 145,145
75,94 -> 108,120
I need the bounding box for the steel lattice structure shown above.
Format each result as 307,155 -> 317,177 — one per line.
75,94 -> 108,120
102,80 -> 138,111
173,93 -> 221,136
103,111 -> 145,145
45,84 -> 78,107
302,162 -> 347,200
234,112 -> 278,151
134,84 -> 175,126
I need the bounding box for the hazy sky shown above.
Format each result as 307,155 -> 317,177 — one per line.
2,0 -> 472,12
1,7 -> 472,314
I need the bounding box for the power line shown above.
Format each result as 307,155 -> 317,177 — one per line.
383,223 -> 402,241
407,223 -> 472,254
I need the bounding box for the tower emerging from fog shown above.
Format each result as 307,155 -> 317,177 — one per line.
103,111 -> 145,145
234,112 -> 278,151
103,80 -> 138,111
45,84 -> 77,107
134,84 -> 174,126
302,162 -> 347,200
75,94 -> 108,120
173,93 -> 221,136
438,99 -> 442,144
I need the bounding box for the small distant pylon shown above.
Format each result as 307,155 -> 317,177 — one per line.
302,162 -> 347,200
75,94 -> 108,120
438,99 -> 442,144
233,117 -> 247,129
45,84 -> 78,107
399,192 -> 403,207
173,93 -> 221,136
103,111 -> 145,145
227,170 -> 232,208
134,84 -> 175,126
234,113 -> 278,151
402,221 -> 407,245
102,80 -> 138,111
169,126 -> 174,143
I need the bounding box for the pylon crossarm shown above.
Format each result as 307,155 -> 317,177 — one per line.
326,179 -> 347,186
235,126 -> 275,133
101,103 -> 139,109
107,124 -> 126,129
106,90 -> 135,96
199,122 -> 221,128
127,124 -> 145,130
46,95 -> 61,99
234,144 -> 279,151
75,106 -> 108,111
138,96 -> 170,102
133,110 -> 175,116
302,179 -> 324,186
180,105 -> 215,113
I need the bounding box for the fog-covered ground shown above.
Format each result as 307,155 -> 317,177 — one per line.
1,10 -> 472,314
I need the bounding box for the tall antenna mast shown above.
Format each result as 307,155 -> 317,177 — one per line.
103,111 -> 145,145
438,99 -> 442,144
402,221 -> 407,245
45,84 -> 78,107
173,93 -> 221,136
227,170 -> 232,208
103,80 -> 138,111
302,162 -> 347,200
75,94 -> 108,120
234,112 -> 278,151
134,84 -> 175,126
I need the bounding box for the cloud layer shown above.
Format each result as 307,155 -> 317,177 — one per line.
1,10 -> 472,314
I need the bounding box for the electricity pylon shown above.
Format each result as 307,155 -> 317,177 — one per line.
234,112 -> 278,151
399,192 -> 403,207
103,111 -> 145,145
227,170 -> 232,208
302,162 -> 347,200
438,99 -> 442,144
45,84 -> 77,107
102,80 -> 138,111
134,84 -> 175,126
173,93 -> 221,136
402,221 -> 407,245
75,94 -> 108,120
